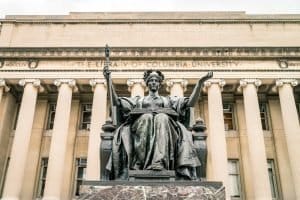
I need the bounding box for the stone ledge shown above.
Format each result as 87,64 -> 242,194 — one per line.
129,170 -> 176,181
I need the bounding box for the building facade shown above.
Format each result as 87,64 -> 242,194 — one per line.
0,12 -> 300,200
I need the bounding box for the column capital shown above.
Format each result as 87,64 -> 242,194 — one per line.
89,79 -> 106,86
89,79 -> 106,91
54,79 -> 77,92
204,79 -> 226,88
276,79 -> 298,87
19,79 -> 44,92
127,79 -> 145,87
239,79 -> 262,88
165,79 -> 188,92
127,79 -> 146,92
0,79 -> 10,92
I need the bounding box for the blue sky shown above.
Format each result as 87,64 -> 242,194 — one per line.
0,0 -> 300,18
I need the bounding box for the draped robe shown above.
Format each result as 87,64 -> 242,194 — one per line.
106,95 -> 201,180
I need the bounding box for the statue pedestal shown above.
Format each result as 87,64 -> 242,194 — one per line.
80,181 -> 225,200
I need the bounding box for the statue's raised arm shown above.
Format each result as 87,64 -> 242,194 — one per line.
186,71 -> 213,107
103,46 -> 120,107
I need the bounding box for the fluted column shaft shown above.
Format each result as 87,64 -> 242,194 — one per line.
204,79 -> 229,200
276,79 -> 300,199
0,79 -> 9,104
127,79 -> 145,97
166,79 -> 188,97
86,79 -> 107,180
2,79 -> 41,200
240,79 -> 272,200
0,87 -> 2,105
43,79 -> 76,200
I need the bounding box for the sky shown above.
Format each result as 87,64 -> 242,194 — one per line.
0,0 -> 300,18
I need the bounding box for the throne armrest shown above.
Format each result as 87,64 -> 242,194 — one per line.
192,118 -> 208,180
100,119 -> 116,180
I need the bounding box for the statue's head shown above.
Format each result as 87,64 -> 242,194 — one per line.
143,70 -> 164,92
144,70 -> 164,84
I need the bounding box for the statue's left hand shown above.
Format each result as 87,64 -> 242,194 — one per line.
206,71 -> 213,79
199,71 -> 213,84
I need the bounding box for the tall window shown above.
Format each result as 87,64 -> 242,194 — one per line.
79,104 -> 92,130
223,103 -> 235,131
46,104 -> 56,130
37,158 -> 48,198
267,159 -> 279,199
228,159 -> 242,199
259,103 -> 269,130
74,158 -> 87,197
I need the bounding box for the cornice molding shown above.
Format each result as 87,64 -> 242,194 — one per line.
0,47 -> 300,59
2,14 -> 300,24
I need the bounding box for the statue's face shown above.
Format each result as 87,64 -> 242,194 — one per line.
147,76 -> 161,92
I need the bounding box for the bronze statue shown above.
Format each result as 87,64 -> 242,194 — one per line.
103,47 -> 213,180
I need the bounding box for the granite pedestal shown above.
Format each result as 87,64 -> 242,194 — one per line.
80,180 -> 224,200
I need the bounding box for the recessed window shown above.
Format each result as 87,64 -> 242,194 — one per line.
223,103 -> 235,131
37,158 -> 48,198
228,159 -> 242,199
259,103 -> 269,130
267,159 -> 279,199
74,158 -> 87,197
46,104 -> 56,130
79,104 -> 92,130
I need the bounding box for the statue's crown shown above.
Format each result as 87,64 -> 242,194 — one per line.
149,71 -> 160,77
144,70 -> 164,82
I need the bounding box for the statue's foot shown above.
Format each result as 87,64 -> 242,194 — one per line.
148,163 -> 165,171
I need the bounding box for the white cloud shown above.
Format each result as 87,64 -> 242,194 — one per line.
0,0 -> 299,18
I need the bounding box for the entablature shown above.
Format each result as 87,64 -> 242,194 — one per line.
0,47 -> 300,59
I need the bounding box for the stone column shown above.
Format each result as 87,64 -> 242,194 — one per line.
127,79 -> 145,97
268,99 -> 296,199
204,79 -> 229,199
86,79 -> 107,180
43,79 -> 76,200
0,79 -> 10,104
276,79 -> 300,199
2,79 -> 42,200
239,79 -> 272,200
21,100 -> 48,200
166,79 -> 188,97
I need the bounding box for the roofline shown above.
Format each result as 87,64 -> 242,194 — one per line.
1,12 -> 300,24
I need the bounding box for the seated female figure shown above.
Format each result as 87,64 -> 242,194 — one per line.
104,69 -> 213,180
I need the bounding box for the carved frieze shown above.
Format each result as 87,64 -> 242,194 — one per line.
1,60 -> 300,72
0,47 -> 300,59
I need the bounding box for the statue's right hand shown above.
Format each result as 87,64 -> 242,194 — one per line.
103,66 -> 111,80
